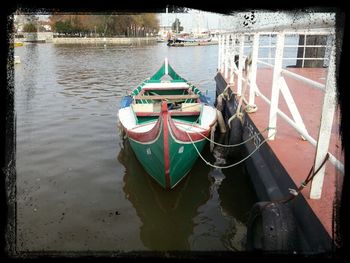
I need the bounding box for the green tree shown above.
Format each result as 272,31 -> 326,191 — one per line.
49,14 -> 159,37
22,14 -> 39,32
53,20 -> 73,34
23,23 -> 37,32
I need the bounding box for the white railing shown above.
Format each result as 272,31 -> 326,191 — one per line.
217,29 -> 343,200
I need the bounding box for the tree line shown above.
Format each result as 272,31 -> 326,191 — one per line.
49,14 -> 159,37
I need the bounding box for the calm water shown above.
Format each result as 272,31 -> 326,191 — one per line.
14,42 -> 258,253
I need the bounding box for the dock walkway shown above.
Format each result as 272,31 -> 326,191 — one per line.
215,28 -> 344,250
220,67 -> 343,236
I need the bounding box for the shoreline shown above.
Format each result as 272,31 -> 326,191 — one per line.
52,37 -> 157,45
14,34 -> 158,45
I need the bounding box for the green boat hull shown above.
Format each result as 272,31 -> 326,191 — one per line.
129,123 -> 206,189
119,59 -> 215,190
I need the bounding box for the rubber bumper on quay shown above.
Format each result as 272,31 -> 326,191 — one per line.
246,201 -> 298,251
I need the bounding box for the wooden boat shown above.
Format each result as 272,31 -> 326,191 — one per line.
167,36 -> 218,47
118,59 -> 217,190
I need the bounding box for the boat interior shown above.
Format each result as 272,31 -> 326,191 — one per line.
132,87 -> 202,125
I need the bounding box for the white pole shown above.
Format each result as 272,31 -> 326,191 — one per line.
248,33 -> 259,106
281,68 -> 325,90
279,76 -> 308,140
302,34 -> 306,68
310,43 -> 337,199
218,35 -> 221,71
220,34 -> 225,73
237,34 -> 245,96
268,33 -> 285,140
229,34 -> 236,85
224,34 -> 230,79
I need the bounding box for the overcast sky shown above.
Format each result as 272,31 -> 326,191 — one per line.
158,9 -> 226,32
158,9 -> 335,33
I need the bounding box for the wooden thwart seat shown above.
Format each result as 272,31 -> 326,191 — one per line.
135,94 -> 199,101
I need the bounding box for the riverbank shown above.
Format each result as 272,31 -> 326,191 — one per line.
52,37 -> 157,45
14,32 -> 158,45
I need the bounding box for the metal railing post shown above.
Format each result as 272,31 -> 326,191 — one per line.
302,34 -> 307,68
217,34 -> 221,71
279,77 -> 308,140
220,34 -> 226,73
310,43 -> 337,199
224,34 -> 230,79
237,34 -> 245,96
248,33 -> 259,106
229,34 -> 236,85
268,32 -> 285,140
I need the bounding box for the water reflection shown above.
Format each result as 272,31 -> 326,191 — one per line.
19,44 -> 39,104
118,139 -> 211,250
118,131 -> 257,251
188,133 -> 254,251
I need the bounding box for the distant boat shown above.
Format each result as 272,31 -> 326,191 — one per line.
14,42 -> 24,47
167,36 -> 218,47
167,33 -> 218,47
156,36 -> 167,43
118,58 -> 218,189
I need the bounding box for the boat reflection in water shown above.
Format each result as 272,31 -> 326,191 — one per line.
118,131 -> 257,251
118,139 -> 211,250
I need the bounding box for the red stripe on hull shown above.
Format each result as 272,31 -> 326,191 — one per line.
127,118 -> 161,143
161,102 -> 171,189
168,116 -> 210,142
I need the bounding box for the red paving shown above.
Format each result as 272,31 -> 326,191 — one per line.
222,68 -> 343,237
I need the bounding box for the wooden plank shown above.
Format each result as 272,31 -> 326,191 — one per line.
142,82 -> 190,88
136,111 -> 200,117
135,94 -> 199,100
142,87 -> 189,90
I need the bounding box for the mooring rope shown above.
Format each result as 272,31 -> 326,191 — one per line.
260,153 -> 330,210
186,128 -> 277,169
187,126 -> 274,148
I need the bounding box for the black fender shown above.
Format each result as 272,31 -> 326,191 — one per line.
226,117 -> 243,159
229,117 -> 243,145
246,201 -> 298,251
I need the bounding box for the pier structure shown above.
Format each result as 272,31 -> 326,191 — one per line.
215,24 -> 343,251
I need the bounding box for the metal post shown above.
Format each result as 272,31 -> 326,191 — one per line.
229,34 -> 236,85
302,34 -> 307,68
237,34 -> 245,96
279,77 -> 308,140
310,43 -> 337,199
268,33 -> 285,139
224,34 -> 230,79
220,34 -> 225,73
248,33 -> 259,106
218,35 -> 221,71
